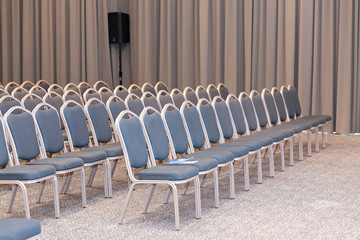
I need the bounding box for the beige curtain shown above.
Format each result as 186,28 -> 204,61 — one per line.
0,0 -> 112,87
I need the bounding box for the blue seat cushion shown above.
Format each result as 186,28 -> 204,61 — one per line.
262,127 -> 295,138
0,165 -> 56,181
213,145 -> 249,158
164,157 -> 218,171
231,137 -> 273,150
26,157 -> 84,171
298,115 -> 331,124
53,150 -> 107,164
282,120 -> 313,131
82,143 -> 123,157
273,123 -> 303,133
188,149 -> 235,164
139,165 -> 199,181
0,218 -> 41,240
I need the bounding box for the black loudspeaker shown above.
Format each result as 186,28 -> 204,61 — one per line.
108,12 -> 130,44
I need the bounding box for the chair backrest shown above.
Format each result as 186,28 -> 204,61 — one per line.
0,117 -> 13,167
128,84 -> 143,98
63,90 -> 84,107
218,83 -> 229,100
83,88 -> 102,103
11,87 -> 29,101
261,89 -> 280,126
207,84 -> 220,100
195,86 -> 210,101
226,94 -> 249,136
212,96 -> 237,140
64,83 -> 81,95
142,92 -> 161,112
85,98 -> 114,145
48,84 -> 64,96
180,101 -> 209,150
106,96 -> 127,142
43,92 -> 65,129
29,85 -> 46,98
197,98 -> 224,144
0,96 -> 21,115
287,85 -> 302,117
155,82 -> 169,94
114,85 -> 129,101
21,93 -> 43,112
141,107 -> 171,161
157,90 -> 174,109
5,82 -> 20,95
98,87 -> 114,104
60,100 -> 91,151
271,87 -> 289,122
4,107 -> 43,162
21,81 -> 35,91
141,83 -> 157,96
249,90 -> 270,128
239,92 -> 260,132
183,87 -> 199,106
78,82 -> 92,97
33,103 -> 66,154
170,88 -> 185,109
36,80 -> 50,91
162,104 -> 192,155
280,86 -> 296,120
94,80 -> 110,91
115,111 -> 151,175
0,88 -> 8,98
125,94 -> 145,116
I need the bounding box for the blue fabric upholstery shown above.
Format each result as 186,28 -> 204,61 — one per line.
127,97 -> 144,116
282,90 -> 296,119
155,83 -> 169,93
63,104 -> 90,148
164,157 -> 218,171
159,94 -> 173,108
13,90 -> 28,101
230,137 -> 273,151
0,98 -> 20,115
23,83 -> 34,90
143,85 -> 157,96
64,92 -> 83,106
79,85 -> 91,96
0,218 -> 41,240
213,145 -> 249,158
87,102 -> 113,143
143,112 -> 170,161
0,165 -> 56,180
197,89 -> 210,101
7,111 -> 41,160
164,108 -> 189,154
219,85 -> 229,100
214,100 -> 234,139
263,93 -> 279,125
228,98 -> 247,135
115,88 -> 129,101
273,91 -> 287,122
185,90 -> 198,105
83,143 -> 123,157
6,84 -> 17,94
109,99 -> 127,122
38,81 -> 50,91
44,95 -> 64,129
54,150 -> 107,163
0,119 -> 10,168
100,91 -> 113,104
119,116 -> 149,168
84,91 -> 101,102
0,91 -> 8,98
130,87 -> 143,98
172,92 -> 186,109
139,165 -> 199,181
143,95 -> 161,112
23,97 -> 43,112
182,106 -> 206,149
26,157 -> 84,171
240,97 -> 258,131
300,115 -> 331,124
31,89 -> 46,98
50,86 -> 64,95
289,88 -> 302,116
35,108 -> 65,154
199,103 -> 220,144
189,149 -> 235,164
208,87 -> 220,100
252,95 -> 268,128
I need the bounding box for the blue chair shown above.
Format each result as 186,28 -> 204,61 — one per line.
94,80 -> 110,91
63,89 -> 84,107
60,100 -> 112,197
48,84 -> 65,96
64,83 -> 81,95
83,88 -> 102,104
5,106 -> 86,215
183,87 -> 198,106
128,84 -> 143,98
206,84 -> 220,101
195,86 -> 210,101
0,88 -> 9,98
170,88 -> 185,109
78,82 -> 92,98
141,82 -> 157,96
21,81 -> 35,91
141,92 -> 161,112
217,83 -> 229,100
114,85 -> 129,101
36,79 -> 50,91
0,96 -> 21,115
11,87 -> 29,101
114,110 -> 201,230
155,81 -> 169,94
0,112 -> 58,219
98,87 -> 114,104
106,96 -> 128,137
125,93 -> 145,116
5,82 -> 20,95
0,218 -> 41,239
157,90 -> 174,109
29,86 -> 46,98
21,93 -> 43,112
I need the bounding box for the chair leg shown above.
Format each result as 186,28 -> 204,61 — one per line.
213,170 -> 220,208
328,121 -> 331,145
106,161 -> 113,198
7,185 -> 18,213
289,137 -> 294,166
280,141 -> 285,172
307,130 -> 312,157
182,182 -> 190,195
103,163 -> 108,198
36,180 -> 46,203
257,151 -> 263,184
315,127 -> 319,152
200,174 -> 207,188
169,183 -> 180,231
164,187 -> 172,204
143,184 -> 156,214
51,176 -> 60,219
64,173 -> 73,194
229,163 -> 235,199
298,133 -> 304,161
80,169 -> 87,208
322,125 -> 326,149
262,148 -> 268,159
87,165 -> 98,187
119,183 -> 136,225
18,183 -> 31,219
111,159 -> 118,178
268,147 -> 275,177
61,174 -> 68,194
243,156 -> 250,191
194,178 -> 201,219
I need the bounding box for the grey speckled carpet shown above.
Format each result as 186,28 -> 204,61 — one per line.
1,134 -> 360,239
